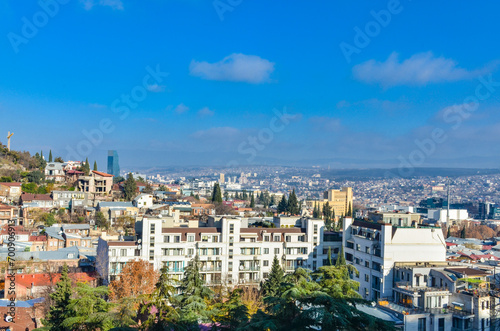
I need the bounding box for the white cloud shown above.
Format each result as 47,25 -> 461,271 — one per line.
197,107 -> 214,117
146,84 -> 165,93
81,0 -> 124,10
173,103 -> 189,114
353,52 -> 496,87
189,53 -> 275,84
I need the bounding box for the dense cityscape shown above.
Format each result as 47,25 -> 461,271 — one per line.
2,1 -> 500,330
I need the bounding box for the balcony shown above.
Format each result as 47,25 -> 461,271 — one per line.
239,266 -> 260,271
200,266 -> 222,272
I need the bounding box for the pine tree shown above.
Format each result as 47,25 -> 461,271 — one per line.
219,289 -> 249,330
348,202 -> 353,217
460,226 -> 466,239
83,157 -> 90,175
211,183 -> 222,203
43,264 -> 75,330
93,161 -> 97,171
49,150 -> 53,162
287,189 -> 299,215
447,226 -> 451,238
177,255 -> 213,325
277,195 -> 288,214
124,173 -> 137,201
336,246 -> 346,267
327,247 -> 333,266
250,193 -> 255,208
262,255 -> 284,297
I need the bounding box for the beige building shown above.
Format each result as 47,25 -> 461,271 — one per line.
368,211 -> 422,227
306,187 -> 353,217
77,170 -> 114,197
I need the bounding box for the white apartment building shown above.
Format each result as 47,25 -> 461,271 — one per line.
342,217 -> 447,302
97,216 -> 343,285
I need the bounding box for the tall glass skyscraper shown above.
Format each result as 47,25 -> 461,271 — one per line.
107,150 -> 120,177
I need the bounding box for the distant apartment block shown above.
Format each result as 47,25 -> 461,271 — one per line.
305,187 -> 353,217
107,150 -> 120,177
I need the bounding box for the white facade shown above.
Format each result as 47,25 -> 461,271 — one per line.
343,217 -> 447,302
98,216 -> 343,284
133,194 -> 154,209
427,209 -> 469,224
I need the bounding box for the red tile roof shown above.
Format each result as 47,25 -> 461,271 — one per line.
0,182 -> 22,187
92,170 -> 114,178
0,203 -> 16,210
15,272 -> 97,288
21,193 -> 53,201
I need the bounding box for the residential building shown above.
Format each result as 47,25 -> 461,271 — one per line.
44,162 -> 66,182
342,217 -> 446,302
97,201 -> 139,222
0,204 -> 17,226
133,194 -> 154,209
107,150 -> 120,177
77,170 -> 114,197
305,187 -> 353,217
368,211 -> 422,227
51,190 -> 89,210
97,216 -> 342,285
0,182 -> 22,203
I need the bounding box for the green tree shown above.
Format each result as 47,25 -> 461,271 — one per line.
323,202 -> 332,222
262,255 -> 284,297
460,226 -> 466,239
93,161 -> 98,171
211,183 -> 223,204
336,246 -> 346,267
27,170 -> 44,184
277,195 -> 288,214
95,212 -> 109,229
124,173 -> 137,201
250,193 -> 255,208
22,182 -> 38,193
447,226 -> 451,238
43,264 -> 75,330
62,283 -> 114,330
287,189 -> 299,215
218,289 -> 249,330
54,156 -> 64,163
348,202 -> 353,217
49,150 -> 53,162
327,247 -> 333,266
0,176 -> 13,182
143,182 -> 153,194
142,265 -> 179,329
176,255 -> 214,326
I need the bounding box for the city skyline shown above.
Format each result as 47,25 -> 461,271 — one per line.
1,1 -> 500,169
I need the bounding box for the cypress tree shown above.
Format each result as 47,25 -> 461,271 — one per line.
93,161 -> 98,171
447,226 -> 451,238
250,193 -> 255,208
124,173 -> 137,201
288,189 -> 299,215
277,195 -> 288,214
212,183 -> 222,203
348,202 -> 353,217
336,246 -> 346,267
327,247 -> 333,266
49,150 -> 53,162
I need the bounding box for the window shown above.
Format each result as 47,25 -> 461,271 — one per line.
188,235 -> 194,242
164,236 -> 170,243
356,244 -> 361,251
120,249 -> 127,257
274,235 -> 280,241
202,235 -> 208,242
274,248 -> 280,254
174,236 -> 180,243
365,246 -> 370,254
264,236 -> 270,242
229,249 -> 233,258
263,260 -> 269,267
438,317 -> 445,331
149,250 -> 154,261
213,236 -> 218,242
228,261 -> 233,271
286,236 -> 291,242
365,274 -> 369,282
188,248 -> 194,256
150,223 -> 155,234
418,318 -> 426,331
264,248 -> 269,254
365,261 -> 369,268
229,224 -> 234,234
314,224 -> 318,234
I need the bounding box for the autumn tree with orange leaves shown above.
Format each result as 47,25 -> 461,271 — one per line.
109,259 -> 159,301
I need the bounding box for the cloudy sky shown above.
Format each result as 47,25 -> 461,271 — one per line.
1,1 -> 500,169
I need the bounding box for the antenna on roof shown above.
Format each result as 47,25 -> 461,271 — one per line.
6,131 -> 14,151
447,177 -> 450,227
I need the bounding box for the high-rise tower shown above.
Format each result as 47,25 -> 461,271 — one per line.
107,150 -> 120,177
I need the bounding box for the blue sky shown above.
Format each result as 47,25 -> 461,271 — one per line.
1,0 -> 500,169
